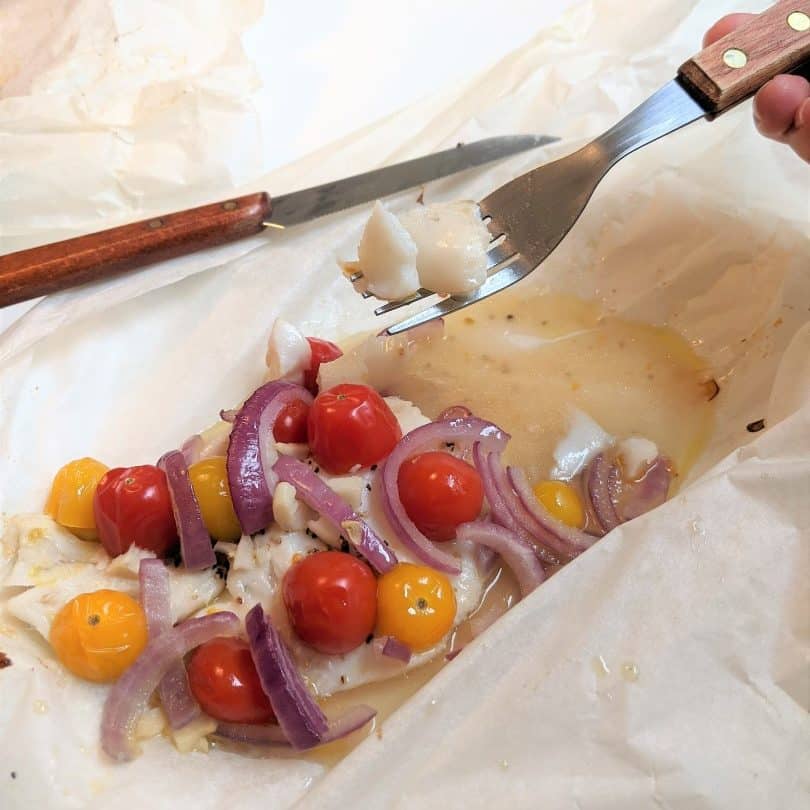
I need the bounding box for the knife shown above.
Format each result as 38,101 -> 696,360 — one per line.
0,134 -> 556,308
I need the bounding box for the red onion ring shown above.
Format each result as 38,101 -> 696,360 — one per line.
180,435 -> 204,467
158,450 -> 215,570
272,455 -> 397,574
456,521 -> 545,597
226,381 -> 313,535
373,636 -> 412,663
101,611 -> 240,762
138,559 -> 201,730
507,465 -> 596,558
246,603 -> 328,749
486,452 -> 560,564
586,452 -> 621,533
380,417 -> 510,575
617,456 -> 671,520
215,704 -> 376,748
215,721 -> 289,747
246,605 -> 377,750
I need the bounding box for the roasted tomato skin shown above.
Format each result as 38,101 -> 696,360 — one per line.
93,465 -> 177,557
307,383 -> 401,474
50,589 -> 148,683
304,337 -> 343,392
283,551 -> 377,655
187,637 -> 275,725
397,451 -> 484,541
45,457 -> 109,540
188,456 -> 242,542
273,399 -> 311,444
375,563 -> 456,652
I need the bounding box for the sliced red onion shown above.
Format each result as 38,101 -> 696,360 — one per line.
373,636 -> 412,663
102,612 -> 240,762
485,452 -> 559,564
246,604 -> 328,749
219,408 -> 238,423
246,605 -> 376,750
215,721 -> 289,747
456,521 -> 545,597
473,443 -> 519,533
273,455 -> 397,574
226,381 -> 313,534
380,417 -> 510,574
138,559 -> 201,730
618,456 -> 671,521
320,704 -> 377,744
180,435 -> 204,467
215,704 -> 376,748
586,452 -> 621,533
507,465 -> 596,558
158,450 -> 215,570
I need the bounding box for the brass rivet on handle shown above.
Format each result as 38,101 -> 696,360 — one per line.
722,48 -> 748,69
787,11 -> 810,31
222,201 -> 238,211
148,218 -> 164,229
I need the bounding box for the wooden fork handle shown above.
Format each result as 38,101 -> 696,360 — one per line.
678,0 -> 810,113
0,192 -> 271,307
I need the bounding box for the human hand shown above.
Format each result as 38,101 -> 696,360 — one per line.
704,13 -> 810,162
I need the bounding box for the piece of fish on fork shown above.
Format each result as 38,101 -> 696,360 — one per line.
363,3 -> 810,335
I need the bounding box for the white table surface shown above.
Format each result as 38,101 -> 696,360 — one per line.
0,0 -> 575,334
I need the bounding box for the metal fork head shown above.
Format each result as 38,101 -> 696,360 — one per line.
379,143 -> 609,334
378,80 -> 706,335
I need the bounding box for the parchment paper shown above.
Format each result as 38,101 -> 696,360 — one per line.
1,0 -> 808,808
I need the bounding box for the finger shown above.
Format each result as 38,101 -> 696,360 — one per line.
754,75 -> 810,141
786,98 -> 810,163
702,13 -> 756,47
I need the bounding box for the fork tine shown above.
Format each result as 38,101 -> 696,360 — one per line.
373,288 -> 436,315
383,254 -> 531,335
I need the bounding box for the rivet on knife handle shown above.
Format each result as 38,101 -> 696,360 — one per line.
0,192 -> 272,308
678,0 -> 810,113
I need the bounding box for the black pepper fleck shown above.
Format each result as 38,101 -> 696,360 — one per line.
747,419 -> 766,433
365,483 -> 372,491
340,675 -> 347,684
506,313 -> 514,320
10,771 -> 16,780
213,552 -> 231,580
314,467 -> 320,474
0,653 -> 11,669
370,464 -> 378,471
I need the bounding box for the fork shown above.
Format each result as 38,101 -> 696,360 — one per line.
357,2 -> 810,335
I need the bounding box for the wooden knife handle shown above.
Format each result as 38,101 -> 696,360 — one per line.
0,192 -> 271,307
678,0 -> 810,113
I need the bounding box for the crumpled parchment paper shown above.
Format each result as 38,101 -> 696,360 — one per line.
1,0 -> 808,808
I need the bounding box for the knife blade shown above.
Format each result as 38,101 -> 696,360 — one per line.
0,134 -> 557,309
269,134 -> 558,226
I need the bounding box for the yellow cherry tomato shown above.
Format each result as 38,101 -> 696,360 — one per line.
376,563 -> 456,652
49,590 -> 148,683
188,456 -> 241,542
533,479 -> 585,529
45,457 -> 109,540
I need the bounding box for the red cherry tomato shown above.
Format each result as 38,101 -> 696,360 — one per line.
273,399 -> 310,444
308,383 -> 401,474
303,337 -> 343,392
187,637 -> 274,724
93,465 -> 177,557
283,551 -> 377,655
397,451 -> 484,542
